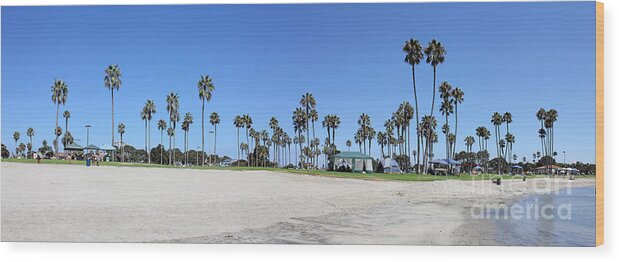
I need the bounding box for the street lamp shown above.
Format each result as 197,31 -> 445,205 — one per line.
85,125 -> 92,145
563,150 -> 566,166
196,146 -> 200,166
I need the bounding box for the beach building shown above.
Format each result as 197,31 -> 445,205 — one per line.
331,151 -> 374,173
533,165 -> 561,175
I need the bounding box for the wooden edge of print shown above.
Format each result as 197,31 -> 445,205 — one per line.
595,1 -> 604,247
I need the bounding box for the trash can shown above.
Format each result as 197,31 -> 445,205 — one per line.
86,159 -> 91,167
496,178 -> 501,185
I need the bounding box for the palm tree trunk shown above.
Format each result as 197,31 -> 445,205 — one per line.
148,120 -> 151,164
111,89 -> 115,161
168,134 -> 172,165
160,130 -> 163,164
214,125 -> 217,165
55,103 -> 59,156
237,128 -> 240,167
453,105 -> 458,157
430,66 -> 437,117
201,101 -> 205,166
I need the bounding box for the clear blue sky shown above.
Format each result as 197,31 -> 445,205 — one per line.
1,2 -> 596,163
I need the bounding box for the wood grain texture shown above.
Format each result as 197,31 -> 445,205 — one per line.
596,1 -> 604,247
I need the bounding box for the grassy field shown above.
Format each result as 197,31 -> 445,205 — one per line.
2,157 -> 578,182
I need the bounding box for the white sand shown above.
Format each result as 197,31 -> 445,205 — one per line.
1,162 -> 594,244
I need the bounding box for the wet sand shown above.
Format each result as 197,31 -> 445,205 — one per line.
1,162 -> 594,244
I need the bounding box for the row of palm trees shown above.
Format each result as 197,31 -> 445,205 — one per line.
16,38 -> 561,173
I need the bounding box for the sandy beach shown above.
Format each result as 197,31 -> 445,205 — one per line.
1,162 -> 594,244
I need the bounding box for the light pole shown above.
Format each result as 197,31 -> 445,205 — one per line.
563,150 -> 566,166
85,125 -> 91,145
196,146 -> 200,166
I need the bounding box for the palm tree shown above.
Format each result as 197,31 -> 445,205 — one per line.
51,79 -> 68,156
198,74 -> 215,166
117,123 -> 125,162
269,117 -> 280,166
358,113 -> 371,154
367,127 -> 376,157
167,127 -> 174,165
209,112 -> 220,164
63,110 -> 71,132
403,38 -> 424,173
182,112 -> 193,164
505,133 -> 515,164
377,131 -> 387,158
26,128 -> 35,157
346,140 -> 352,151
141,108 -> 148,155
292,107 -> 307,168
157,119 -> 167,164
104,65 -> 122,159
439,81 -> 453,160
13,131 -> 20,157
464,136 -> 475,153
62,132 -> 74,153
144,100 -> 156,164
424,39 -> 446,118
491,112 -> 504,174
451,87 -> 464,157
300,93 -> 316,167
166,92 -> 180,165
242,114 -> 253,164
233,115 -> 243,166
421,115 -> 437,173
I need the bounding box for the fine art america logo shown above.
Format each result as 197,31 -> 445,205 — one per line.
470,177 -> 573,221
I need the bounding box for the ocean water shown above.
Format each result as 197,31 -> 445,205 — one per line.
491,186 -> 596,246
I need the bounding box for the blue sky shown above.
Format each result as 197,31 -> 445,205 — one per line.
1,2 -> 596,163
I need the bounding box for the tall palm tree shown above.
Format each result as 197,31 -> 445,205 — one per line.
421,115 -> 437,173
141,108 -> 148,155
182,112 -> 193,164
292,107 -> 307,168
424,39 -> 446,118
209,112 -> 220,164
167,127 -> 174,165
269,117 -> 279,166
157,119 -> 167,164
377,131 -> 387,158
242,114 -> 253,164
505,133 -> 515,164
451,87 -> 464,156
26,128 -> 35,158
403,38 -> 424,173
358,113 -> 371,154
117,123 -> 125,162
13,131 -> 20,157
63,110 -> 71,132
144,100 -> 156,164
367,127 -> 376,157
166,92 -> 180,165
300,93 -> 316,167
346,140 -> 352,151
491,112 -> 504,174
198,74 -> 215,166
104,65 -> 122,158
439,81 -> 453,159
233,115 -> 243,166
309,109 -> 318,153
51,79 -> 68,156
331,114 -> 341,148
464,136 -> 475,153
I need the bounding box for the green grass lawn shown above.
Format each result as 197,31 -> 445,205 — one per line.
3,158 -> 588,182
